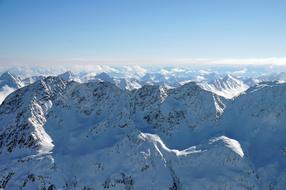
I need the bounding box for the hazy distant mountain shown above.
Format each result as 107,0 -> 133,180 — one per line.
0,71 -> 24,89
199,74 -> 249,99
23,75 -> 45,86
2,65 -> 286,103
0,72 -> 24,104
86,72 -> 142,90
57,71 -> 79,82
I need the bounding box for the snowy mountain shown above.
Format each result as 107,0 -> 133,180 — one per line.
0,72 -> 24,104
219,81 -> 286,189
199,74 -> 249,99
141,72 -> 180,87
0,71 -> 24,89
0,74 -> 285,189
2,66 -> 283,101
22,75 -> 45,86
243,77 -> 260,87
87,72 -> 115,83
115,78 -> 142,91
255,72 -> 286,84
85,72 -> 142,91
57,71 -> 80,82
131,82 -> 226,148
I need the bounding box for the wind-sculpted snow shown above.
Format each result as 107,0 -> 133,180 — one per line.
0,76 -> 285,189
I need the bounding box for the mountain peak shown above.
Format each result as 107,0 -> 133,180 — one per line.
58,71 -> 74,81
223,73 -> 236,81
0,71 -> 17,83
0,71 -> 24,89
91,72 -> 114,83
199,74 -> 249,99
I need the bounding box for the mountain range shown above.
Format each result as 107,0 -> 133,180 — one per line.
0,67 -> 259,103
0,68 -> 286,189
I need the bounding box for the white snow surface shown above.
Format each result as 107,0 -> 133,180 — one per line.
210,136 -> 244,158
0,85 -> 15,104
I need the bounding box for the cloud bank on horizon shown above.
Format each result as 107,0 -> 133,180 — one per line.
1,57 -> 286,71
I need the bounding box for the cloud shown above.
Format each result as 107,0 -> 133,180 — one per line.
1,57 -> 286,71
142,57 -> 286,66
65,57 -> 286,66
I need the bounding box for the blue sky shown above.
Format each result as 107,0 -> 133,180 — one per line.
0,0 -> 286,66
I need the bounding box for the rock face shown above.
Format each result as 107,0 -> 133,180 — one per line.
0,76 -> 285,189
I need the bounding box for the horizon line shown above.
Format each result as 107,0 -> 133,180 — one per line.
1,57 -> 286,70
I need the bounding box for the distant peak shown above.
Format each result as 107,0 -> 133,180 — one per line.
0,71 -> 15,80
180,81 -> 203,90
58,71 -> 75,81
94,72 -> 114,82
61,71 -> 73,75
96,72 -> 110,77
0,71 -> 24,89
223,74 -> 236,81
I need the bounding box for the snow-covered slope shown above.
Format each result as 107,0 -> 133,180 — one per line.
218,81 -> 286,189
0,72 -> 24,104
86,72 -> 142,91
0,72 -> 24,89
57,71 -> 81,82
131,82 -> 226,148
0,73 -> 286,189
22,76 -> 45,86
200,74 -> 249,99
